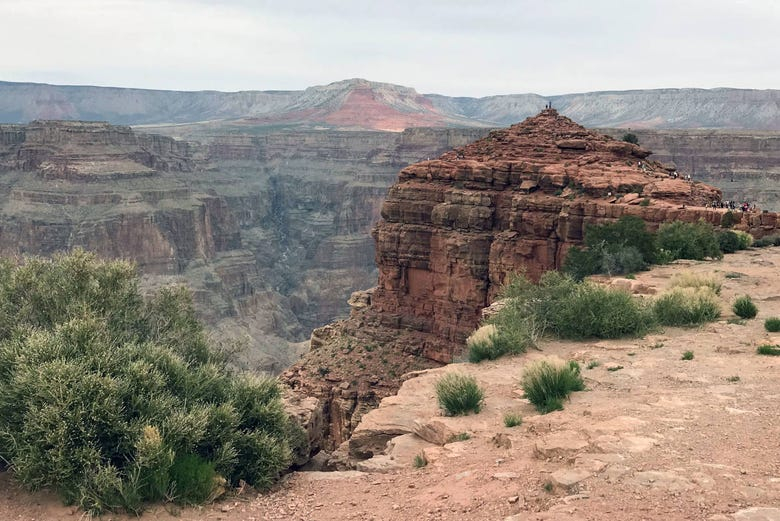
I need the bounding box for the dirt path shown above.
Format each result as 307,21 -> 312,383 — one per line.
3,248 -> 780,520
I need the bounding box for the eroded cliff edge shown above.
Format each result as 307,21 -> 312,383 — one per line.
284,110 -> 780,459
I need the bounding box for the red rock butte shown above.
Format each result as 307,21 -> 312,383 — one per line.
368,109 -> 780,361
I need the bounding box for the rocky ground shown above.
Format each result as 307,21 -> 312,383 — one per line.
4,247 -> 780,520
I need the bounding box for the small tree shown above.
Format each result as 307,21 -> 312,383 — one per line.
622,133 -> 639,145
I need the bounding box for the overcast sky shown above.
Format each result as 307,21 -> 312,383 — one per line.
1,0 -> 778,97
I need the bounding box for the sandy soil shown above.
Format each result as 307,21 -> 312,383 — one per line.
3,247 -> 780,521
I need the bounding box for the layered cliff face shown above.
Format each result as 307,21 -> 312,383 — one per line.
286,110 -> 780,456
0,121 -> 488,373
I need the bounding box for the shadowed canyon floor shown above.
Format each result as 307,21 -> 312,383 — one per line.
4,248 -> 780,520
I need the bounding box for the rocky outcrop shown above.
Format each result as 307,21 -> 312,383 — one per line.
368,109 -> 750,356
602,128 -> 780,211
286,110 -> 780,456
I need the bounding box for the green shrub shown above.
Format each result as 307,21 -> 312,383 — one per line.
467,324 -> 523,363
720,210 -> 736,228
734,230 -> 754,249
757,344 -> 780,356
563,216 -> 655,279
0,251 -> 293,515
681,350 -> 694,360
718,230 -> 753,253
652,287 -> 721,326
753,234 -> 780,248
490,272 -> 653,343
548,282 -> 654,340
413,453 -> 428,468
447,432 -> 471,442
435,373 -> 484,416
503,412 -> 523,428
656,220 -> 722,261
562,246 -> 602,281
599,246 -> 647,277
718,230 -> 742,253
520,358 -> 584,414
733,295 -> 758,319
622,133 -> 639,145
764,318 -> 780,332
169,453 -> 218,505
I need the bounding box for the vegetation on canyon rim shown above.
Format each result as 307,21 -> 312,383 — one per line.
764,317 -> 780,332
733,295 -> 759,319
435,373 -> 484,416
0,250 -> 297,515
465,216 -> 760,361
520,358 -> 585,414
563,216 -> 752,281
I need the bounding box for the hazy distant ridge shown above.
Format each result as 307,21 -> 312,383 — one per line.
1,79 -> 778,130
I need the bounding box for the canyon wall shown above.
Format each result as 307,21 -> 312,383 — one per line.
0,121 -> 488,373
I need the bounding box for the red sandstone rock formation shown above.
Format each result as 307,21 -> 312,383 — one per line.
286,110 -> 780,456
368,109 -> 780,359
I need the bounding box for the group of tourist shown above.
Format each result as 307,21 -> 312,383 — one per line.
707,199 -> 756,212
669,170 -> 692,182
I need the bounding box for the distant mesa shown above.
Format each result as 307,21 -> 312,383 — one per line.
1,78 -> 779,131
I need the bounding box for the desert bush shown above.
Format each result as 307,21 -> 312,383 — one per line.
489,272 -> 653,345
757,344 -> 780,356
521,358 -> 584,414
669,272 -> 722,295
653,287 -> 721,326
681,350 -> 695,360
753,234 -> 780,248
503,412 -> 523,428
734,230 -> 754,249
733,295 -> 758,319
718,230 -> 753,253
622,132 -> 639,145
0,250 -> 293,515
466,324 -> 527,363
435,373 -> 484,416
168,454 -> 218,505
717,230 -> 742,254
656,220 -> 722,261
413,453 -> 428,468
764,318 -> 780,332
720,210 -> 736,228
563,216 -> 655,279
547,282 -> 654,340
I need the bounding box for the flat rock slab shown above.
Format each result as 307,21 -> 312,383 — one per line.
594,434 -> 657,453
535,430 -> 590,459
413,419 -> 456,446
551,468 -> 591,490
355,455 -> 402,474
385,433 -> 437,465
733,508 -> 780,521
